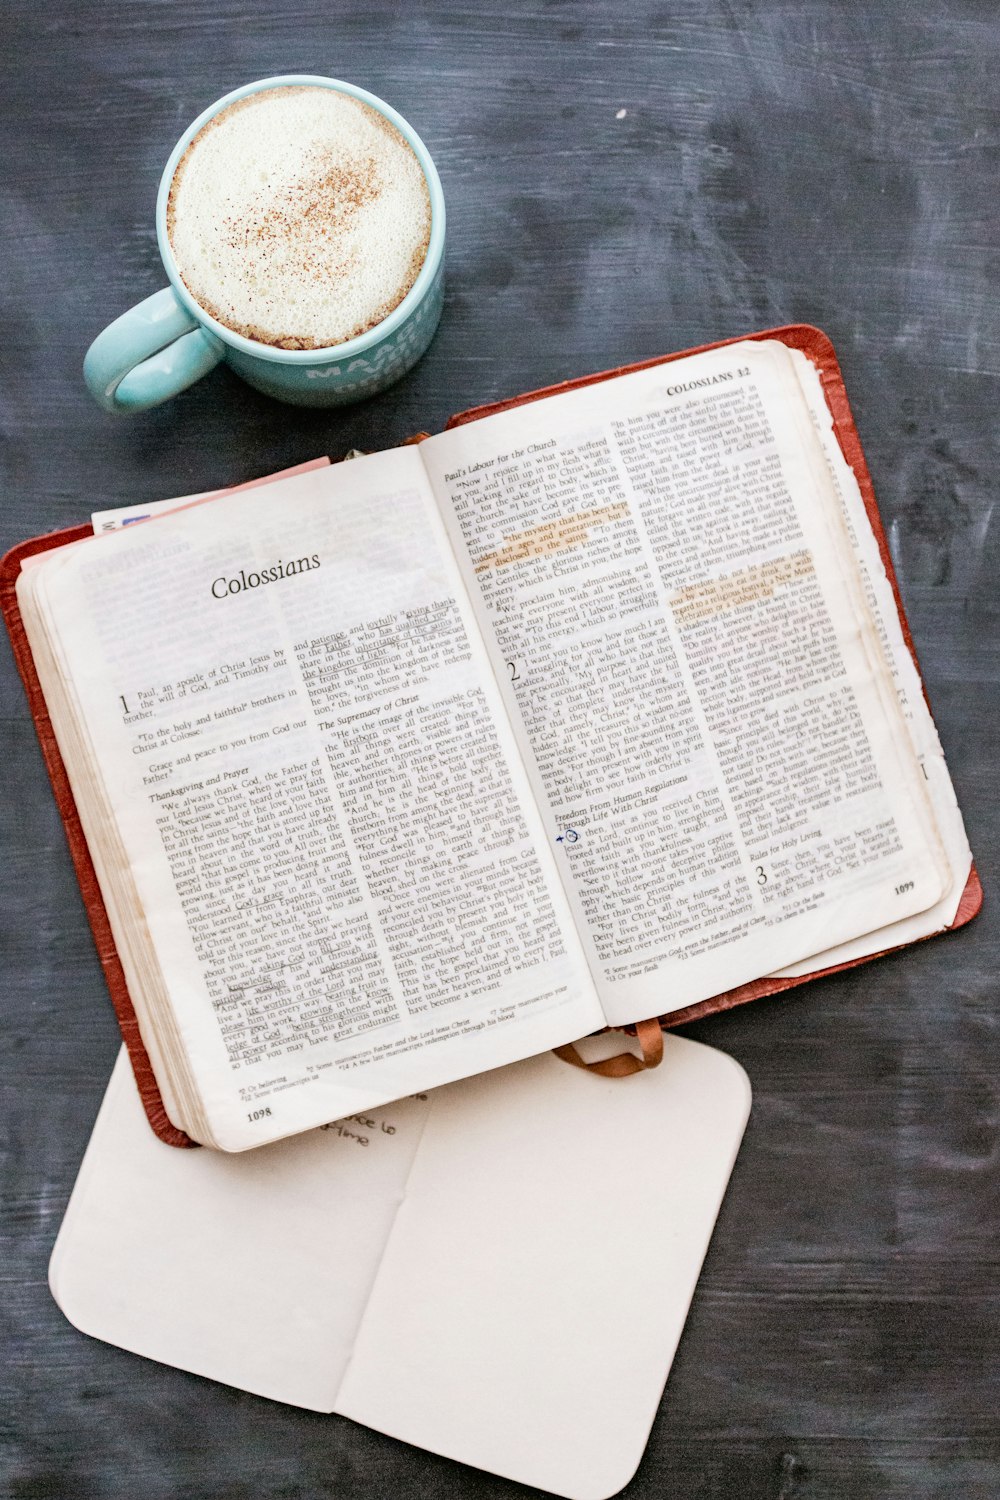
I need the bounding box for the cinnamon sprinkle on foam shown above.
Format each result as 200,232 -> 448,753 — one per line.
166,86 -> 432,349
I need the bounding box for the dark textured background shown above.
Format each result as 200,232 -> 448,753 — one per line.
2,3 -> 998,1497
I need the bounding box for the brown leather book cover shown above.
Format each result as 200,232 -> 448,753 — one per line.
1,325 -> 981,1145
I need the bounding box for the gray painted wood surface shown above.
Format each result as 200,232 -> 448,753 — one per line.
1,3 -> 997,1497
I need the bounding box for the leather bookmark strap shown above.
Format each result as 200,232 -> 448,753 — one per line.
553,1018 -> 665,1077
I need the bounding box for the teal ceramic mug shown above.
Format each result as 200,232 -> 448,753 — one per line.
83,75 -> 446,412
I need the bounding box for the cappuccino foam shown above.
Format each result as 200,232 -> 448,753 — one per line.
166,87 -> 432,349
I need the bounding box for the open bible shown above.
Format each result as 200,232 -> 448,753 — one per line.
6,327 -> 977,1150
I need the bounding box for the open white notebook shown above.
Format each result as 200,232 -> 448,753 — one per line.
50,1035 -> 751,1499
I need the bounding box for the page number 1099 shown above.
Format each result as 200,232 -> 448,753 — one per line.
895,880 -> 915,895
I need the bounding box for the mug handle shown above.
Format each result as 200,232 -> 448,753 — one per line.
83,287 -> 225,413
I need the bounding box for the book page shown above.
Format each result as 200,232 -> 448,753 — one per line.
768,351 -> 971,975
421,341 -> 949,1025
50,1048 -> 431,1410
51,1036 -> 751,1498
21,453 -> 602,1147
337,1035 -> 750,1499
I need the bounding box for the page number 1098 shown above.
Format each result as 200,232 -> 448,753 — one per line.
247,1107 -> 273,1122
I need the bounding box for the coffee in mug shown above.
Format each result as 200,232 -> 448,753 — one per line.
83,75 -> 445,412
166,86 -> 432,352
